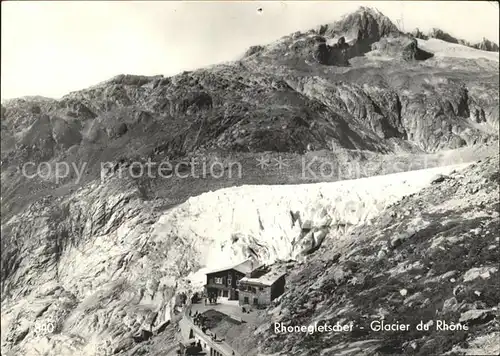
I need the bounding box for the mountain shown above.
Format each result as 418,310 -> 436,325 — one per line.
1,6 -> 499,356
318,7 -> 400,39
472,38 -> 500,52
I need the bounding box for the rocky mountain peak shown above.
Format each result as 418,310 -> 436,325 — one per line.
310,6 -> 403,65
318,6 -> 400,41
427,27 -> 460,44
473,37 -> 500,52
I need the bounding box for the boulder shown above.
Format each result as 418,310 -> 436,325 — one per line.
459,309 -> 495,325
462,266 -> 498,282
402,38 -> 434,61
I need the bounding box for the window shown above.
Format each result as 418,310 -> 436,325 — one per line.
244,296 -> 249,304
214,277 -> 224,284
259,287 -> 264,291
227,277 -> 232,285
253,298 -> 258,305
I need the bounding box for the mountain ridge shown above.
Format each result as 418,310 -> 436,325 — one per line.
411,27 -> 499,52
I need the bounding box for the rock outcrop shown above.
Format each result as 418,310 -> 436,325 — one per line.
313,36 -> 350,66
427,28 -> 460,44
317,7 -> 400,44
313,7 -> 402,65
411,28 -> 428,40
472,38 -> 500,52
371,35 -> 434,61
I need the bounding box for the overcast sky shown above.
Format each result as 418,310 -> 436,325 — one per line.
2,1 -> 499,99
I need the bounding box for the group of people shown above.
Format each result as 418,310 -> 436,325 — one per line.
191,311 -> 221,341
205,293 -> 218,305
191,311 -> 207,328
184,310 -> 238,355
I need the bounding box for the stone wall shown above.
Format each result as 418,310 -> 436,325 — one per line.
239,285 -> 272,306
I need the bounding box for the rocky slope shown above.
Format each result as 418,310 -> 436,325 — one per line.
1,6 -> 499,356
1,157 -> 490,356
248,155 -> 499,356
2,35 -> 499,220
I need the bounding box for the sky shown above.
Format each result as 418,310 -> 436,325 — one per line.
1,1 -> 499,99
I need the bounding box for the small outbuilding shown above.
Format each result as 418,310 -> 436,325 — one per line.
237,266 -> 285,307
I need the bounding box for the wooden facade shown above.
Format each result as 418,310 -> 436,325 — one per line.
205,268 -> 246,300
204,260 -> 286,307
205,259 -> 255,301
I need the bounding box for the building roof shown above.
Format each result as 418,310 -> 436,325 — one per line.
239,267 -> 286,287
205,259 -> 256,275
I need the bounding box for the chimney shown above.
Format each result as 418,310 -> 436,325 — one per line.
246,256 -> 256,277
246,255 -> 255,270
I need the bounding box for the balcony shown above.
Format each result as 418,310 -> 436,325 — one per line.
206,283 -> 227,289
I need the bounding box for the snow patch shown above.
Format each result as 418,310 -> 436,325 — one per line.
417,38 -> 499,62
